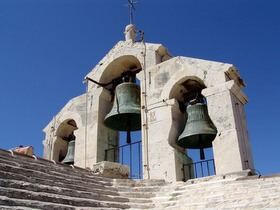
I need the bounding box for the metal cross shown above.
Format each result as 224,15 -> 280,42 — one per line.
125,0 -> 138,24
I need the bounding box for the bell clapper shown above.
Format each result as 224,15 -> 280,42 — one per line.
199,135 -> 205,160
126,118 -> 132,144
127,130 -> 131,144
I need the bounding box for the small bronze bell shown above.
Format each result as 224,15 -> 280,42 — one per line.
104,75 -> 141,143
177,102 -> 217,160
62,140 -> 75,164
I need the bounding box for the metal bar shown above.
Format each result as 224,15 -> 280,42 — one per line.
130,143 -> 132,179
104,140 -> 143,179
200,162 -> 204,177
182,158 -> 216,180
85,68 -> 142,88
121,147 -> 124,165
188,164 -> 192,179
105,140 -> 141,152
190,158 -> 214,165
194,163 -> 197,178
207,160 -> 210,176
85,77 -> 111,88
138,141 -> 141,179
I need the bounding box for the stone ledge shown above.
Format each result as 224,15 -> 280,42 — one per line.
236,172 -> 280,181
92,161 -> 130,179
182,169 -> 254,185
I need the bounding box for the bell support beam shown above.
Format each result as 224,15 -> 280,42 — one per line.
202,80 -> 254,175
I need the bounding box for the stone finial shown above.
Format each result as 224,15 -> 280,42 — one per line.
124,24 -> 137,42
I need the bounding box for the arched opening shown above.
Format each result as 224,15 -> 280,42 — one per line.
99,55 -> 142,84
52,119 -> 78,163
118,77 -> 142,179
170,78 -> 216,179
99,56 -> 143,179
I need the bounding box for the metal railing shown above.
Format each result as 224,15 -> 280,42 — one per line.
182,159 -> 216,181
105,140 -> 142,179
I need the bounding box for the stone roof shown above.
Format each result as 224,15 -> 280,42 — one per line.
0,148 -> 280,209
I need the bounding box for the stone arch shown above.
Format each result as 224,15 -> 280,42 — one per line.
86,41 -> 165,88
161,70 -> 209,147
55,119 -> 78,141
91,55 -> 143,167
161,67 -> 208,101
56,111 -> 83,130
99,55 -> 142,84
51,111 -> 82,163
161,69 -> 215,162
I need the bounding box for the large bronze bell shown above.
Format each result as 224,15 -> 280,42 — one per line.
62,140 -> 75,164
104,75 -> 141,143
177,102 -> 217,160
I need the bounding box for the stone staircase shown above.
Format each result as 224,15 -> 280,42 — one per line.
0,148 -> 165,209
152,173 -> 280,209
0,148 -> 280,209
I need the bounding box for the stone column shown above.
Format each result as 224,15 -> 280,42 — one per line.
202,80 -> 254,175
81,88 -> 119,168
142,99 -> 192,182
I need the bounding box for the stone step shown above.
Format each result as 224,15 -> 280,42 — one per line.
0,186 -> 155,209
119,191 -> 157,199
0,195 -> 76,210
0,151 -> 167,190
0,165 -> 162,198
0,149 -> 85,173
0,152 -> 115,185
154,188 -> 280,209
0,174 -> 159,203
0,162 -> 115,190
0,179 -> 153,204
0,156 -> 114,187
113,178 -> 167,187
172,180 -> 280,199
1,149 -> 168,189
2,148 -> 280,209
0,206 -> 39,210
0,170 -> 119,197
0,171 -> 162,201
0,187 -> 133,208
171,180 -> 280,199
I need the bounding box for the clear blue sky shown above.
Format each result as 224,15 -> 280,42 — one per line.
0,0 -> 279,175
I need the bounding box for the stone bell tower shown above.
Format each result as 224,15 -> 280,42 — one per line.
43,23 -> 254,182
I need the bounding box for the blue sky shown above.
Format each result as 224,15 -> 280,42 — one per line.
0,0 -> 279,176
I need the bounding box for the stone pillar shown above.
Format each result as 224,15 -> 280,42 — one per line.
80,88 -> 119,168
142,99 -> 192,182
202,80 -> 254,175
96,89 -> 119,163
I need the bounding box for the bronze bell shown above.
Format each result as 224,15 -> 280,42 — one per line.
177,102 -> 217,160
104,75 -> 141,143
62,140 -> 75,164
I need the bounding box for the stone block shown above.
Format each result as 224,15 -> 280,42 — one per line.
92,161 -> 130,179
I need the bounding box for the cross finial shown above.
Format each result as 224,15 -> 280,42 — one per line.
125,0 -> 138,24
